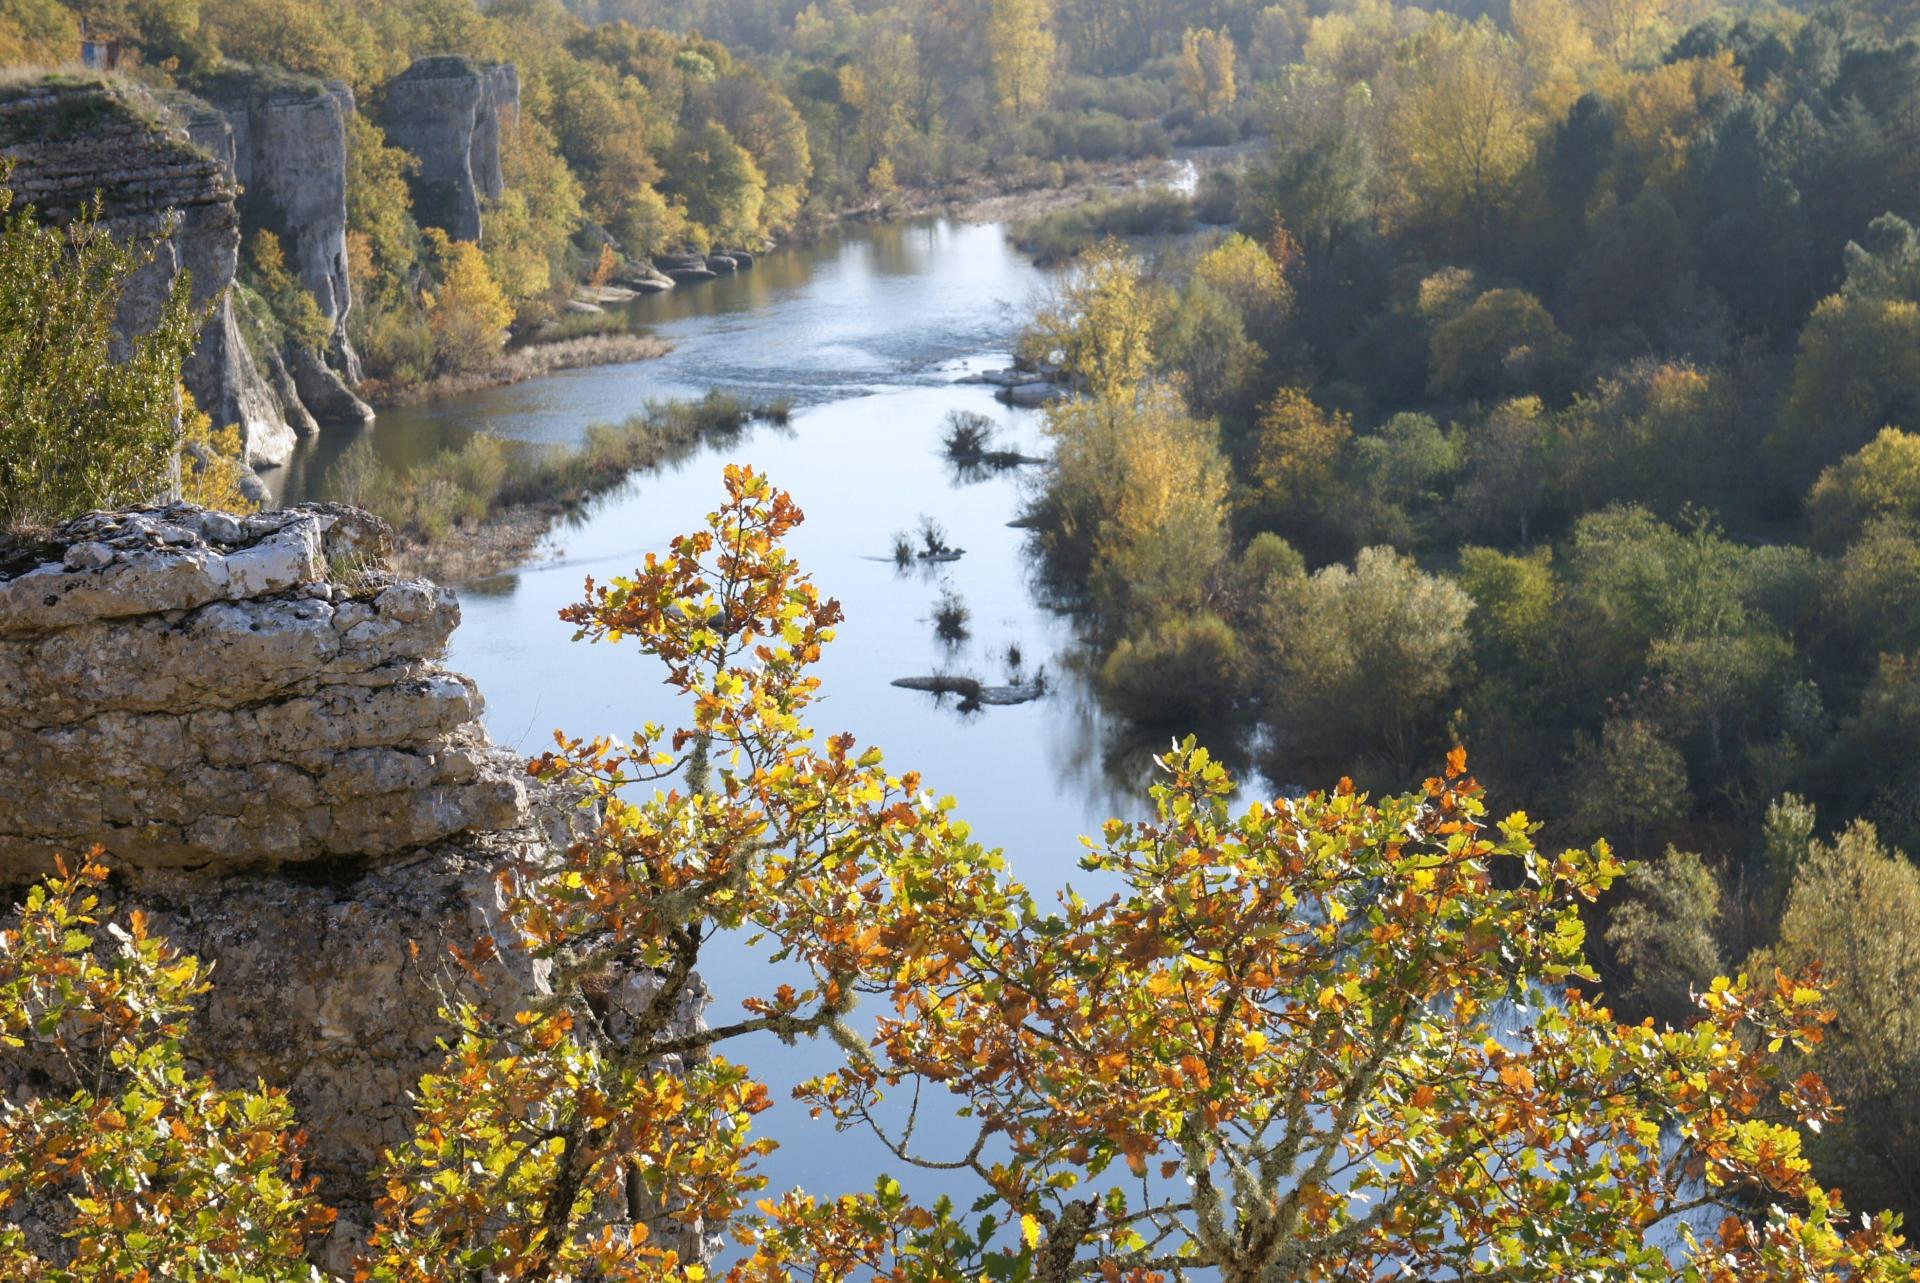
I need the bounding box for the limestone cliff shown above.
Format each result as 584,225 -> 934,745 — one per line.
194,68 -> 373,409
380,56 -> 519,243
0,76 -> 303,469
0,503 -> 705,1267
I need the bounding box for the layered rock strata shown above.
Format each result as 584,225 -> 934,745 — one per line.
0,76 -> 303,468
0,504 -> 525,873
195,69 -> 373,415
0,503 -> 706,1268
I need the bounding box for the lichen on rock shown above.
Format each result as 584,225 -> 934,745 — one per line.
0,503 -> 525,873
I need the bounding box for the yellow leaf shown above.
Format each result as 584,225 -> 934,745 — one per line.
1022,1214 -> 1042,1250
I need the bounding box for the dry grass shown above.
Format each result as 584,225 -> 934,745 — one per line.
369,334 -> 672,407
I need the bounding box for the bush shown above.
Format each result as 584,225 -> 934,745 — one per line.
1427,288 -> 1571,402
1192,167 -> 1240,224
941,410 -> 997,459
0,188 -> 198,530
1806,426 -> 1920,551
1100,611 -> 1248,725
1180,114 -> 1239,147
1013,189 -> 1193,264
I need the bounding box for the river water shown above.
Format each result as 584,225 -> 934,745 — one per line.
278,213 -> 1272,1204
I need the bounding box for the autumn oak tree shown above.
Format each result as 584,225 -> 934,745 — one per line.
4,469 -> 1919,1282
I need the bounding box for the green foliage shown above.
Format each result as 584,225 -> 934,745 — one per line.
1027,240 -> 1159,400
1012,189 -> 1192,266
0,187 -> 197,531
1265,545 -> 1473,769
0,0 -> 79,63
0,860 -> 333,1277
664,120 -> 767,246
1767,820 -> 1920,1213
342,113 -> 418,313
1457,545 -> 1559,675
1155,279 -> 1260,419
1775,294 -> 1920,486
1042,384 -> 1229,617
1427,287 -> 1569,401
242,228 -> 331,353
1605,848 -> 1726,1024
1347,411 -> 1461,543
1806,426 -> 1920,552
1838,516 -> 1920,657
1566,717 -> 1691,855
1098,610 -> 1247,726
1455,395 -> 1555,544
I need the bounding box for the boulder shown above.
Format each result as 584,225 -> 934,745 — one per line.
1001,381 -> 1068,407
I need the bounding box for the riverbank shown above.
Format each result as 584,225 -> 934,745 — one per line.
366,392 -> 778,583
364,333 -> 674,409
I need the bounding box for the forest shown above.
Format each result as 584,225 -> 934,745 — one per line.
6,0 -> 1920,1275
1000,0 -> 1920,1217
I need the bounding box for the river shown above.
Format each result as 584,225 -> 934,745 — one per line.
275,212 -> 1272,1206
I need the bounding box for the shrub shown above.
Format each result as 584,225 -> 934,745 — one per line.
1012,189 -> 1192,264
0,187 -> 198,530
1806,426 -> 1920,551
1099,610 -> 1248,725
932,587 -> 970,643
942,410 -> 998,459
1427,288 -> 1570,401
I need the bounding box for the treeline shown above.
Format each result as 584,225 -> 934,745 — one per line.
1021,0 -> 1920,1215
0,0 -> 1284,397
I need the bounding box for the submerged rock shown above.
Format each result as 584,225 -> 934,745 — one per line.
891,674 -> 1046,706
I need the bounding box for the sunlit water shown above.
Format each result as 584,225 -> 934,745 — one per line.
274,216 -> 1272,1205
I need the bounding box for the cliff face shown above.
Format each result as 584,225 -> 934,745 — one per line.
0,77 -> 301,469
380,56 -> 519,243
195,70 -> 367,389
0,503 -> 703,1267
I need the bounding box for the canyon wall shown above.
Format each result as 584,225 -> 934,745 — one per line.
195,68 -> 373,412
380,55 -> 519,243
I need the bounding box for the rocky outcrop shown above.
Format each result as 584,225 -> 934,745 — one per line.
0,505 -> 525,873
0,503 -> 705,1267
0,76 -> 303,469
194,69 -> 366,389
380,56 -> 518,243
